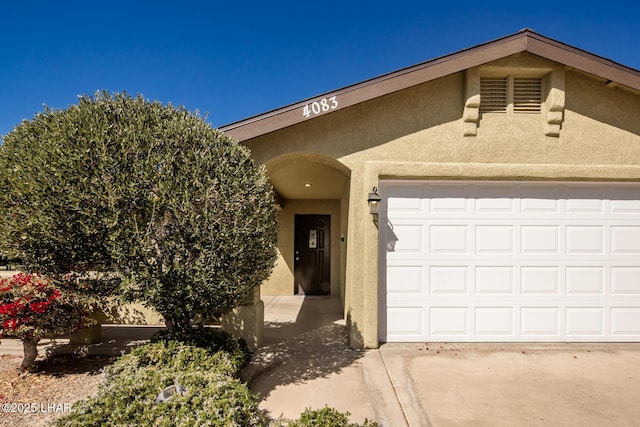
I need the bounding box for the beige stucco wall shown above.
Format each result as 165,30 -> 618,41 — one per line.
243,53 -> 640,348
97,303 -> 165,325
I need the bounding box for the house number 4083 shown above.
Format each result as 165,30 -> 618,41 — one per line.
302,96 -> 338,118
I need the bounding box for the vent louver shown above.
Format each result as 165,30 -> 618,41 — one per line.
513,78 -> 542,113
480,78 -> 507,113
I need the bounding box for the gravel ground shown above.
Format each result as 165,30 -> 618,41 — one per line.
0,354 -> 114,427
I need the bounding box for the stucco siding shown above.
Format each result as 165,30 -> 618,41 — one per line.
246,74 -> 640,171
241,54 -> 640,348
244,72 -> 464,166
561,71 -> 640,165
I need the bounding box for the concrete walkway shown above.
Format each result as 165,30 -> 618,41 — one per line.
245,295 -> 407,426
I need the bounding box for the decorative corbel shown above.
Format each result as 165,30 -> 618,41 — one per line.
544,66 -> 565,137
463,67 -> 480,136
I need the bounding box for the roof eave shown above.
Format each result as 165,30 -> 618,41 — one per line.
524,32 -> 640,89
220,30 -> 640,142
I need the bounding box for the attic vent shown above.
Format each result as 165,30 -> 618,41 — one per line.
513,78 -> 542,113
480,78 -> 507,113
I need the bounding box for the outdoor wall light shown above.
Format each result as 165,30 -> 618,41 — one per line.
367,186 -> 381,215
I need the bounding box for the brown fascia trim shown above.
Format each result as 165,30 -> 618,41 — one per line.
220,29 -> 640,142
524,32 -> 640,90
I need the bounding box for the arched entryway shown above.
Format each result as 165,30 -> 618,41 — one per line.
263,152 -> 351,303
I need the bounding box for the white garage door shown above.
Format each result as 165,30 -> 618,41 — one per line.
380,181 -> 640,342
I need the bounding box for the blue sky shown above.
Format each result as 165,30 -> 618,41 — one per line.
2,1 -> 639,140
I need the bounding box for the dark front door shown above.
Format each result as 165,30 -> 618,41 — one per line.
294,215 -> 330,295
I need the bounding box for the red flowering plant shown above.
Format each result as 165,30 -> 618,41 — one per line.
0,273 -> 96,370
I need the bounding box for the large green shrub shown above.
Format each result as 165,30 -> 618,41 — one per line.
0,92 -> 278,329
0,103 -> 118,276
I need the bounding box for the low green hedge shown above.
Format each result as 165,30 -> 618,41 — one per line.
273,406 -> 380,427
150,327 -> 251,371
55,338 -> 264,426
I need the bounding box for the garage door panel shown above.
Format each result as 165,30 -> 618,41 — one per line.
565,186 -> 605,213
610,187 -> 640,213
386,307 -> 424,338
521,267 -> 560,294
610,308 -> 640,335
381,181 -> 640,343
476,226 -> 514,253
566,267 -> 604,294
476,185 -> 515,213
475,266 -> 515,294
430,266 -> 468,294
430,225 -> 469,253
611,226 -> 640,252
521,226 -> 560,253
475,307 -> 515,336
520,307 -> 560,336
611,267 -> 640,294
566,226 -> 604,254
521,186 -> 561,213
429,307 -> 468,336
566,308 -> 604,336
388,224 -> 424,254
386,184 -> 424,212
387,265 -> 424,295
428,183 -> 470,213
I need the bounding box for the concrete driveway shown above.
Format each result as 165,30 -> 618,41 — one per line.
249,296 -> 640,427
381,343 -> 640,426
